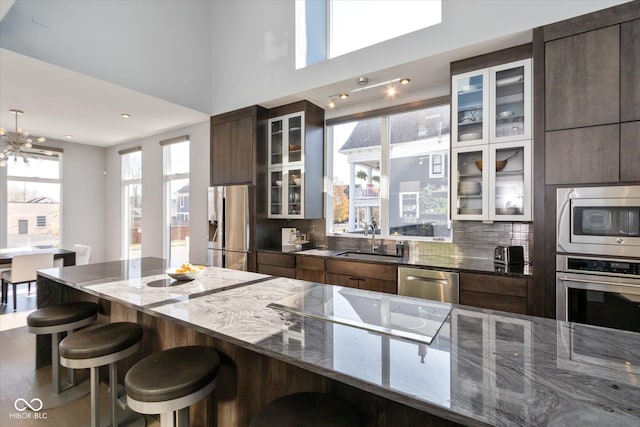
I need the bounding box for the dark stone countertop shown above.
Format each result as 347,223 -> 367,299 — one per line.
259,246 -> 533,277
37,258 -> 639,427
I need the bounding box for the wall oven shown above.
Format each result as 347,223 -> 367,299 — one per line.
556,255 -> 640,333
557,185 -> 640,257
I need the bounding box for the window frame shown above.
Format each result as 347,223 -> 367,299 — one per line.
162,139 -> 190,265
325,97 -> 451,242
2,148 -> 63,249
121,149 -> 142,259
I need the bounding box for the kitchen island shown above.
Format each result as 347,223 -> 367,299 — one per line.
36,257 -> 639,426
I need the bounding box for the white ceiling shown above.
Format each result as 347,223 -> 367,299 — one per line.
0,49 -> 209,147
0,30 -> 530,148
0,0 -> 626,148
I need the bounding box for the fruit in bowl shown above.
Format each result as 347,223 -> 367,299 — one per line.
166,263 -> 205,281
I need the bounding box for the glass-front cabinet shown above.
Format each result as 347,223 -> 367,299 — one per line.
268,110 -> 306,219
452,69 -> 489,146
452,59 -> 532,147
269,112 -> 305,167
268,167 -> 304,218
452,141 -> 531,221
452,146 -> 489,221
490,59 -> 532,143
451,58 -> 532,222
489,141 -> 531,221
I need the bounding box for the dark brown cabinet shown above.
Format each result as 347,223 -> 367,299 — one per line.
459,272 -> 528,315
543,18 -> 640,186
265,101 -> 324,219
545,25 -> 620,131
325,259 -> 397,294
621,19 -> 640,122
256,251 -> 296,279
211,105 -> 266,186
621,121 -> 640,182
545,125 -> 620,184
295,255 -> 325,283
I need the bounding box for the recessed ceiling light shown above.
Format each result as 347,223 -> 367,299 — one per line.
387,86 -> 397,96
65,134 -> 73,139
339,93 -> 349,99
400,78 -> 410,85
121,113 -> 131,119
328,100 -> 336,109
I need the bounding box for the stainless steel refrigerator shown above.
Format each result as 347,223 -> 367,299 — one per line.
207,185 -> 251,270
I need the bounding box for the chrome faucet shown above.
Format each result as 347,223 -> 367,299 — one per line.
369,220 -> 378,252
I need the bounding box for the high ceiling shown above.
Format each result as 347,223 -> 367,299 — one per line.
0,49 -> 209,147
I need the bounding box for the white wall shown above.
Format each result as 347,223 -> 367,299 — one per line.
209,0 -> 629,114
104,120 -> 210,264
0,0 -> 629,116
0,0 -> 214,113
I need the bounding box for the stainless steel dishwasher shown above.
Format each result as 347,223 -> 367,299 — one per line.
398,267 -> 459,303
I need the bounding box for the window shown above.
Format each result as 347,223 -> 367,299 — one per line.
163,138 -> 190,265
4,150 -> 62,248
327,102 -> 451,241
296,0 -> 442,68
121,149 -> 142,259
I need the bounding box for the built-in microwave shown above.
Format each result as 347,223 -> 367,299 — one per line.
557,186 -> 640,258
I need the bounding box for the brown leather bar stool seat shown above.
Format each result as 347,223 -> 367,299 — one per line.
27,302 -> 99,396
60,322 -> 143,427
125,346 -> 220,427
250,392 -> 362,427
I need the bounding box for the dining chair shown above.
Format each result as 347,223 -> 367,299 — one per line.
1,253 -> 54,311
73,244 -> 92,265
0,264 -> 11,306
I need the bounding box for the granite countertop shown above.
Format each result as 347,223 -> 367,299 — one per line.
39,258 -> 639,426
262,247 -> 533,276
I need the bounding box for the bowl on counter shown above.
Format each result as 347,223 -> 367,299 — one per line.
165,264 -> 204,281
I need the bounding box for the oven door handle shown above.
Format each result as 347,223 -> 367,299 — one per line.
557,275 -> 639,287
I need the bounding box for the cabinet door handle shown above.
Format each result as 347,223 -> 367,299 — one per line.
349,277 -> 362,281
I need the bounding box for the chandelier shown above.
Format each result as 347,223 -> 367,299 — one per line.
0,109 -> 46,167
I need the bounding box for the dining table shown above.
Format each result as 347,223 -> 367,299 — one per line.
0,247 -> 76,266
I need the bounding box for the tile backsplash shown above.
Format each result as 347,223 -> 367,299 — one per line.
326,221 -> 533,264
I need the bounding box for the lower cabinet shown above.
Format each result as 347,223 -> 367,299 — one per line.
325,259 -> 397,294
256,252 -> 296,279
459,272 -> 528,315
295,255 -> 326,283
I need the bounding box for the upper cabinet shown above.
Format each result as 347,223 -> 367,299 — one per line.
452,140 -> 532,221
268,113 -> 304,167
451,55 -> 533,222
211,105 -> 266,186
543,16 -> 640,185
621,19 -> 640,123
452,59 -> 532,147
266,101 -> 324,219
545,26 -> 620,131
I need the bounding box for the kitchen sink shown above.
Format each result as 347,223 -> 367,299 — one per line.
336,251 -> 404,263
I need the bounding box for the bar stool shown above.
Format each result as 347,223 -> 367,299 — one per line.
250,392 -> 362,427
125,346 -> 221,427
60,322 -> 143,427
27,301 -> 99,402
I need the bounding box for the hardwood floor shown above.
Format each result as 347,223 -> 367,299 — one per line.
0,299 -> 157,426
